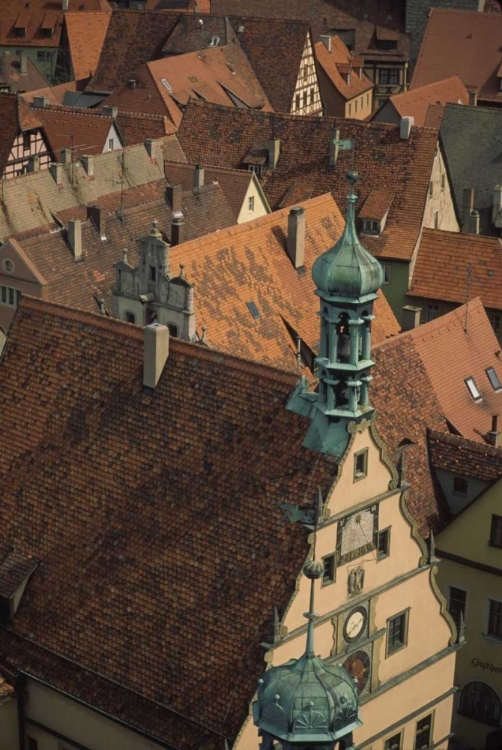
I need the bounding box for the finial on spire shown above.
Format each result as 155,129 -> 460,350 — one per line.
303,560 -> 323,657
150,218 -> 161,237
122,247 -> 128,264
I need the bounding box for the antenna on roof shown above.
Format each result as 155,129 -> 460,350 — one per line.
464,263 -> 473,335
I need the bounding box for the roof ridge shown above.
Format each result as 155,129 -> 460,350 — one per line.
428,428 -> 502,456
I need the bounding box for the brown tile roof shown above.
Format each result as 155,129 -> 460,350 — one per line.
0,551 -> 38,598
424,104 -> 445,130
160,12 -> 231,55
64,11 -> 111,82
409,228 -> 502,312
0,0 -> 111,48
0,93 -> 44,178
177,100 -> 439,261
208,0 -> 409,62
0,294 -> 337,744
116,110 -> 175,144
314,37 -> 373,102
164,160 -> 259,219
10,179 -> 235,311
428,429 -> 502,482
21,80 -> 78,106
359,190 -> 394,221
106,43 -> 272,123
30,102 -> 118,157
386,76 -> 469,128
411,9 -> 502,105
0,53 -> 49,93
88,10 -> 182,93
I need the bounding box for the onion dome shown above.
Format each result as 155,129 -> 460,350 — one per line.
253,561 -> 362,748
312,171 -> 384,298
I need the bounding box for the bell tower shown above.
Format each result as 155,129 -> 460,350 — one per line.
288,171 -> 384,457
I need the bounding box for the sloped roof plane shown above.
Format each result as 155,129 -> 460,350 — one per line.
385,76 -> 469,127
64,11 -> 111,82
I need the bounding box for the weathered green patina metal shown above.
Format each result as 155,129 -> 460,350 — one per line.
312,171 -> 384,299
253,561 -> 361,749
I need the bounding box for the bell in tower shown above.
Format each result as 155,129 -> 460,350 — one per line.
287,171 -> 384,457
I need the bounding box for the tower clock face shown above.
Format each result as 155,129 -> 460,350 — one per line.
343,605 -> 367,642
343,650 -> 371,694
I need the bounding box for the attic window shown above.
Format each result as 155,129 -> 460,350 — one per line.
486,367 -> 502,392
246,301 -> 260,319
363,219 -> 380,235
209,35 -> 220,46
161,78 -> 173,92
465,377 -> 482,402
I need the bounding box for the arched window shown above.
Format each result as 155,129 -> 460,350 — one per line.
167,323 -> 178,337
336,313 -> 350,363
460,682 -> 501,726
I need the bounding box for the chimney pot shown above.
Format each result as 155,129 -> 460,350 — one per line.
143,323 -> 169,390
171,217 -> 184,247
60,147 -> 72,164
67,219 -> 82,260
81,154 -> 94,177
49,162 -> 63,186
287,206 -> 306,269
193,164 -> 204,191
62,0 -> 69,9
400,116 -> 414,140
329,127 -> 340,167
469,209 -> 480,235
268,138 -> 280,170
402,305 -> 422,331
320,33 -> 332,53
27,154 -> 40,173
487,414 -> 501,447
166,183 -> 183,214
19,51 -> 27,74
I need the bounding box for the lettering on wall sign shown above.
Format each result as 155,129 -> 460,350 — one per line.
472,657 -> 502,676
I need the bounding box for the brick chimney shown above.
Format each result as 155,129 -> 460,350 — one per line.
329,127 -> 340,167
145,139 -> 156,161
87,205 -> 106,238
193,164 -> 204,191
49,162 -> 63,186
60,147 -> 72,164
469,209 -> 480,235
400,116 -> 414,140
287,207 -> 306,269
462,188 -> 474,232
62,0 -> 69,9
320,34 -> 332,52
166,184 -> 183,213
27,154 -> 40,173
402,305 -> 422,331
487,415 -> 501,448
171,217 -> 184,246
67,219 -> 82,260
81,154 -> 94,177
143,323 -> 169,390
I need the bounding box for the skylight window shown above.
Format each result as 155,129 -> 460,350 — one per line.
486,367 -> 502,392
465,377 -> 482,402
246,301 -> 260,319
161,78 -> 172,92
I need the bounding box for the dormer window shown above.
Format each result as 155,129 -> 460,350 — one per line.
363,219 -> 380,235
486,367 -> 502,392
465,376 -> 482,402
209,35 -> 220,46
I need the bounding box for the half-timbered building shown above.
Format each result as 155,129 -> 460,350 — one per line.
0,93 -> 51,179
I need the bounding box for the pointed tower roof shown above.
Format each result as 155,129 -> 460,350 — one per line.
312,170 -> 383,299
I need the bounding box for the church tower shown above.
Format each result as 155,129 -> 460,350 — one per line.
288,171 -> 384,458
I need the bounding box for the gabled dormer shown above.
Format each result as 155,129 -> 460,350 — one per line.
359,190 -> 394,237
0,550 -> 38,625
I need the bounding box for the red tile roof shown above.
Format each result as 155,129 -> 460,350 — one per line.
177,100 -> 439,261
30,102 -> 118,157
428,429 -> 502,482
0,294 -> 337,745
424,104 -> 445,130
411,9 -> 502,105
64,11 -> 111,82
315,37 -> 373,102
387,76 -> 469,127
21,80 -> 78,106
0,0 -> 111,48
116,110 -> 175,144
359,190 -> 394,221
409,228 -> 502,312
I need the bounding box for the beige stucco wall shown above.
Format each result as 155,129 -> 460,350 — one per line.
236,180 -> 269,224
345,90 -> 373,120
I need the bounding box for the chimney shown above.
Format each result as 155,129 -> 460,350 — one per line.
493,185 -> 502,225
171,217 -> 184,246
19,51 -> 27,74
329,127 -> 340,167
468,90 -> 477,106
402,305 -> 422,331
87,205 -> 106,238
320,33 -> 332,52
60,147 -> 72,164
32,95 -> 48,108
268,138 -> 280,170
462,188 -> 474,232
27,154 -> 40,173
144,138 -> 156,161
128,78 -> 136,90
166,184 -> 183,213
101,105 -> 118,119
487,415 -> 502,448
469,209 -> 480,235
143,323 -> 169,390
81,154 -> 94,177
400,116 -> 414,140
193,164 -> 204,191
49,162 -> 63,185
287,207 -> 306,269
62,0 -> 69,9
67,219 -> 82,260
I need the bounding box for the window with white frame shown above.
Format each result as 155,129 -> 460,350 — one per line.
248,196 -> 255,212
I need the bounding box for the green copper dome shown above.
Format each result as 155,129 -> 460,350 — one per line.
312,171 -> 384,298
